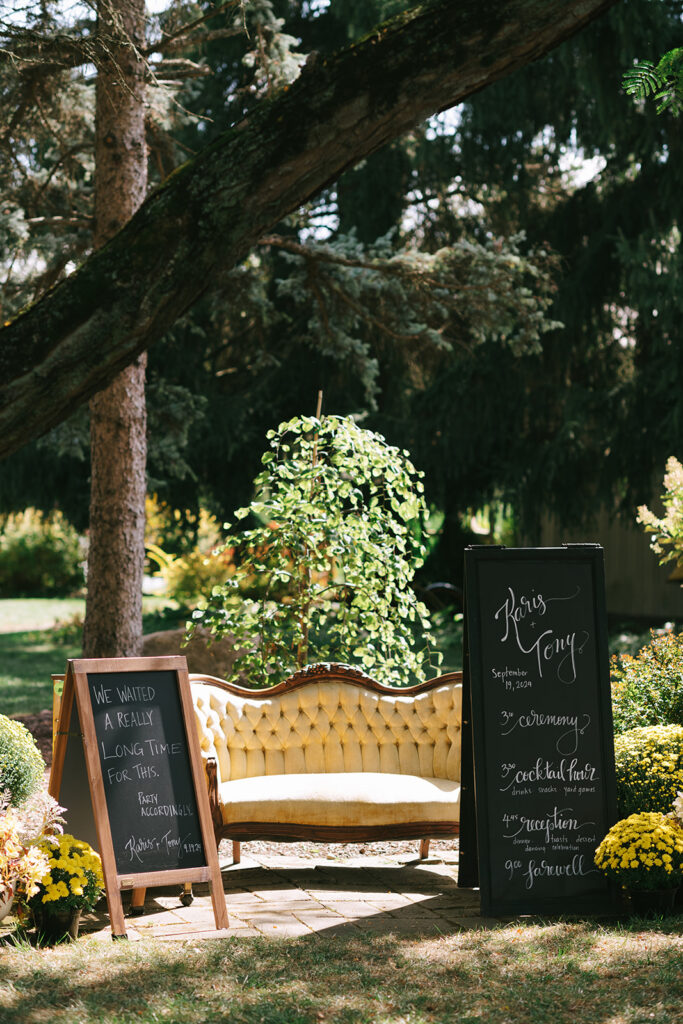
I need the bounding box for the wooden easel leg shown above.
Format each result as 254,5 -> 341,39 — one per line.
419,839 -> 430,859
129,887 -> 146,916
232,840 -> 241,865
106,888 -> 128,939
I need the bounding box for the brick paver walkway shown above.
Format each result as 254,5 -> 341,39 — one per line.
76,846 -> 496,942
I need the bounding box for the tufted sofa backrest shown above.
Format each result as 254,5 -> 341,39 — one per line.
191,670 -> 462,784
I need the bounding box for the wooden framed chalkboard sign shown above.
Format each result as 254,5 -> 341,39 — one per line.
50,657 -> 228,938
463,545 -> 617,917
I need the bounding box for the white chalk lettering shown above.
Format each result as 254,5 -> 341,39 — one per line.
116,709 -> 153,729
92,683 -> 113,706
100,739 -> 145,760
115,684 -> 156,703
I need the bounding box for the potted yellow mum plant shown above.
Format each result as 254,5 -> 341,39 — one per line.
28,833 -> 105,942
594,810 -> 683,916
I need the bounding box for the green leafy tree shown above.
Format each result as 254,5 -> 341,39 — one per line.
386,0 -> 683,546
0,0 -> 569,563
188,414 -> 440,687
1,0 -> 630,617
0,0 -> 619,459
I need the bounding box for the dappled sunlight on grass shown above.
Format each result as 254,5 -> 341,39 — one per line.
0,598 -> 86,634
0,597 -> 182,716
1,921 -> 682,1024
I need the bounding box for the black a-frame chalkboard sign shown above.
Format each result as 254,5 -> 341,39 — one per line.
461,546 -> 617,917
50,657 -> 228,938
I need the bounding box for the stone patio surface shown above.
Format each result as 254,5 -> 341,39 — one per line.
77,845 -> 497,943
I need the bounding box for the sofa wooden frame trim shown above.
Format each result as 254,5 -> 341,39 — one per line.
190,663 -> 463,699
191,664 -> 463,862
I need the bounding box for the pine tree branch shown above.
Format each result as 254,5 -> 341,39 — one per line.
146,25 -> 245,58
143,2 -> 244,58
26,216 -> 93,229
148,57 -> 212,80
0,0 -> 620,459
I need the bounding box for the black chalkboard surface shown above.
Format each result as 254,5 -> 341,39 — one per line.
464,546 -> 617,916
87,669 -> 206,874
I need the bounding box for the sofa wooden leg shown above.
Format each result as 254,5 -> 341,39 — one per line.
232,840 -> 241,865
129,887 -> 146,916
419,838 -> 430,859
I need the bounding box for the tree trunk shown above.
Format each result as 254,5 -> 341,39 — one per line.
0,0 -> 620,459
82,0 -> 148,658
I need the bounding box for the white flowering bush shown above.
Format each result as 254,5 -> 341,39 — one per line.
637,456 -> 683,570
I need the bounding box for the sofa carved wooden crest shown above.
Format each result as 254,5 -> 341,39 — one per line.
190,662 -> 463,863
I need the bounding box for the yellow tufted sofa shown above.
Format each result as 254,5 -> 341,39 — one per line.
190,663 -> 462,862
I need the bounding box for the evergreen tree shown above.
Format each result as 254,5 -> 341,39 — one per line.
0,0 -> 624,610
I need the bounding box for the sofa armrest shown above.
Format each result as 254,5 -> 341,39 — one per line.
205,757 -> 223,836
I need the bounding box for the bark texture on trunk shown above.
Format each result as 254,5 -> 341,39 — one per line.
82,0 -> 148,658
0,0 -> 620,459
83,359 -> 147,656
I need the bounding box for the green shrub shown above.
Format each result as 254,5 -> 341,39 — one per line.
145,501 -> 231,607
189,414 -> 439,688
611,630 -> 683,734
614,724 -> 683,817
148,544 -> 233,607
0,714 -> 45,805
0,509 -> 85,597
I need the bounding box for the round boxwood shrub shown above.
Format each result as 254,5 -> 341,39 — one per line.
614,724 -> 683,817
0,714 -> 45,805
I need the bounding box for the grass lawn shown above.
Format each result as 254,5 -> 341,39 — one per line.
0,599 -> 464,717
1,917 -> 682,1024
0,597 -> 675,718
1,602 -> 681,1021
0,598 -> 183,717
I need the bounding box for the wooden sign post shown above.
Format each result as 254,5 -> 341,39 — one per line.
50,656 -> 228,938
461,545 -> 617,916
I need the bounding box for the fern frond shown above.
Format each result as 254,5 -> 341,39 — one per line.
622,60 -> 663,100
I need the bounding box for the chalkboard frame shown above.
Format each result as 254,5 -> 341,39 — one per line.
50,656 -> 228,938
464,545 -> 617,917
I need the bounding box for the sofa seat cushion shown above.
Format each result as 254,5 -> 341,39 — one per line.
218,771 -> 460,829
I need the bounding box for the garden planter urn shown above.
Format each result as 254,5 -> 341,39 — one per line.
33,905 -> 81,943
628,886 -> 679,918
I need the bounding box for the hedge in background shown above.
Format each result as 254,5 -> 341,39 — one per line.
0,509 -> 84,597
614,724 -> 683,818
0,714 -> 45,805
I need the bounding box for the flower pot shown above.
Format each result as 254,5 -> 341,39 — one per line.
628,886 -> 679,918
33,905 -> 82,943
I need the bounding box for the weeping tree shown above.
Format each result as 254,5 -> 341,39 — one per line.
188,414 -> 441,687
